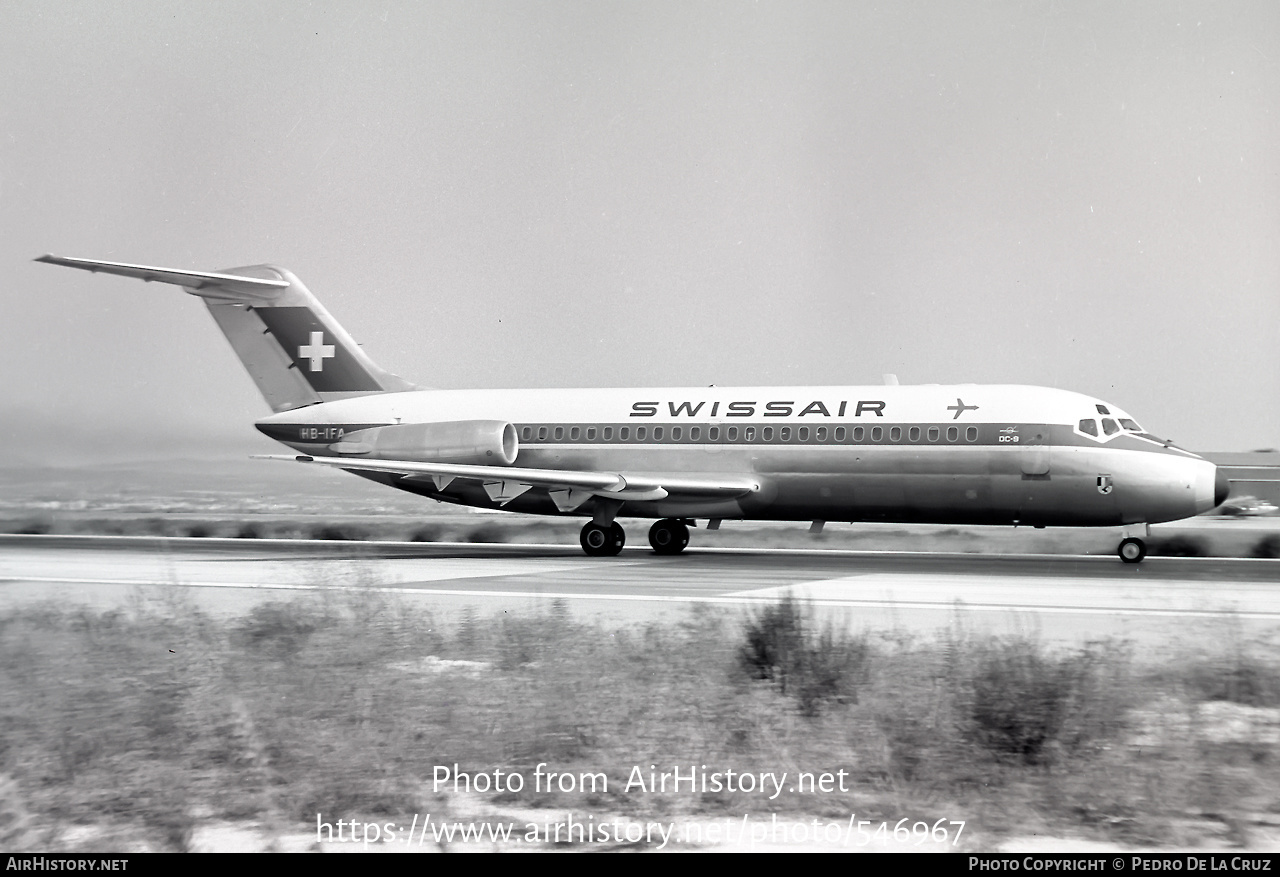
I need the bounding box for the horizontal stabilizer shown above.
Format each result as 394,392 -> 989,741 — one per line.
38,254 -> 419,411
35,255 -> 288,302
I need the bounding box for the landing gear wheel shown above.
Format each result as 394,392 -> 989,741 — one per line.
580,521 -> 625,557
648,519 -> 690,555
1118,537 -> 1147,564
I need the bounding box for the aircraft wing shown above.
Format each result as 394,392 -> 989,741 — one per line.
35,254 -> 288,302
256,454 -> 761,509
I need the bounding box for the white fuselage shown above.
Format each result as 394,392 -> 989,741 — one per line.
257,383 -> 1222,527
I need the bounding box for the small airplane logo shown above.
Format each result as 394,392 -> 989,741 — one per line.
298,331 -> 336,372
947,398 -> 979,419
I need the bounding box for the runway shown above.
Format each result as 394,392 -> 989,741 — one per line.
2,534 -> 1279,646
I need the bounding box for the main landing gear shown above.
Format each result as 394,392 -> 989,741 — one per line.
648,519 -> 690,555
578,518 -> 692,557
580,521 -> 626,557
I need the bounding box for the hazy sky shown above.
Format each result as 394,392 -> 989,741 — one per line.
2,0 -> 1277,463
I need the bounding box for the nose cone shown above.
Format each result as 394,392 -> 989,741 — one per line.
1214,467 -> 1231,508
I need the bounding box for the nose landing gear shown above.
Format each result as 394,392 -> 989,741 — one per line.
1117,523 -> 1149,564
1118,536 -> 1147,564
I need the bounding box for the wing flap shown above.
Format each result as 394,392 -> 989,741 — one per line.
255,454 -> 761,500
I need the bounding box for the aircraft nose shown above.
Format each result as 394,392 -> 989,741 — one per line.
1214,467 -> 1231,508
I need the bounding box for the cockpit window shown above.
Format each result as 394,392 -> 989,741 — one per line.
1101,418 -> 1119,436
1095,404 -> 1110,415
1119,418 -> 1142,432
1078,419 -> 1098,437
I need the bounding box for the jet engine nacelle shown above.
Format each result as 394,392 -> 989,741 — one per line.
330,420 -> 518,465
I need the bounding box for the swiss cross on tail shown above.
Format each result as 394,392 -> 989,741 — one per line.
298,331 -> 335,371
255,307 -> 381,392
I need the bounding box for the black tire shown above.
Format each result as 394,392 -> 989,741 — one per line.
1118,537 -> 1147,564
648,519 -> 690,555
581,521 -> 626,557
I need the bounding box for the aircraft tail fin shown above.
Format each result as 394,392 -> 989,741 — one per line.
36,255 -> 417,412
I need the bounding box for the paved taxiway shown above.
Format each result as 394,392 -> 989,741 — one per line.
2,534 -> 1278,647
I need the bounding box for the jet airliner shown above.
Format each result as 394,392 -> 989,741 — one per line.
38,254 -> 1229,562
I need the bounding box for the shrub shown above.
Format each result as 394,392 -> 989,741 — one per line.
235,523 -> 262,539
230,602 -> 323,661
738,594 -> 868,716
310,523 -> 369,541
1150,535 -> 1208,557
963,638 -> 1124,764
408,525 -> 443,542
464,524 -> 508,543
1251,535 -> 1280,559
1184,653 -> 1280,707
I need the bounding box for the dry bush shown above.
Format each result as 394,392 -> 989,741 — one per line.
738,593 -> 869,716
310,523 -> 369,541
958,637 -> 1131,765
464,524 -> 508,543
1149,535 -> 1209,557
1251,535 -> 1280,559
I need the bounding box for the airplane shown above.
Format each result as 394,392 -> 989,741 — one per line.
37,254 -> 1230,563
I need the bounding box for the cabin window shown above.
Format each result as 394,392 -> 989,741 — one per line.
928,427 -> 940,442
690,427 -> 700,440
871,427 -> 883,442
570,426 -> 580,440
522,426 -> 532,440
654,426 -> 664,440
745,427 -> 756,441
603,427 -> 613,440
1078,419 -> 1098,437
672,427 -> 682,440
798,427 -> 809,441
947,426 -> 958,441
726,427 -> 737,441
890,426 -> 901,441
966,426 -> 978,441
909,426 -> 920,442
537,426 -> 548,441
780,427 -> 791,441
620,427 -> 630,440
586,427 -> 596,440
853,427 -> 864,442
1101,418 -> 1119,436
553,426 -> 564,440
637,427 -> 647,441
705,427 -> 715,441
834,427 -> 845,441
815,426 -> 827,441
763,427 -> 773,441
